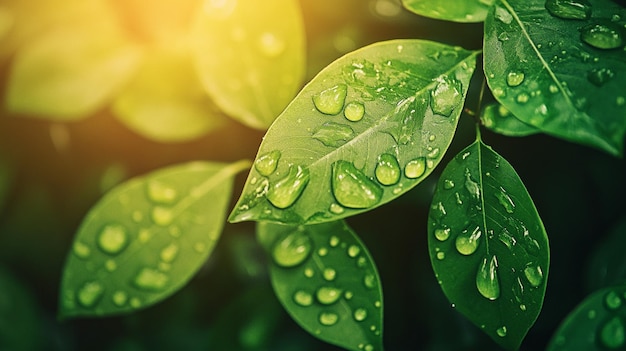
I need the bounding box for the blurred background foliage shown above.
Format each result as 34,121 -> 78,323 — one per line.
0,0 -> 625,350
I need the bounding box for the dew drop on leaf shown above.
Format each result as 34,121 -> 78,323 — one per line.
580,23 -> 624,50
347,245 -> 361,258
312,122 -> 355,147
506,71 -> 525,87
476,255 -> 501,301
160,243 -> 179,263
329,236 -> 340,247
267,165 -> 310,209
151,206 -> 174,226
495,187 -> 516,213
312,84 -> 348,115
112,291 -> 128,307
498,228 -> 517,249
604,291 -> 622,310
77,281 -> 104,308
516,92 -> 530,104
353,308 -> 368,322
97,224 -> 129,255
323,268 -> 337,281
430,76 -> 462,117
464,169 -> 481,200
272,230 -> 312,268
344,101 -> 365,121
587,67 -> 615,87
331,160 -> 383,209
133,268 -> 169,291
147,180 -> 178,204
443,179 -> 455,189
73,242 -> 91,259
316,287 -> 342,305
600,316 -> 626,349
495,6 -> 513,24
523,265 -> 544,288
375,153 -> 401,186
545,0 -> 592,20
455,226 -> 482,255
293,290 -> 313,307
254,150 -> 281,176
434,227 -> 451,241
404,157 -> 426,179
364,274 -> 377,289
319,312 -> 339,326
496,326 -> 508,337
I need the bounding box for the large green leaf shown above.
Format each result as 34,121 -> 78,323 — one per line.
547,284 -> 626,350
190,0 -> 306,130
402,0 -> 495,22
480,102 -> 540,137
257,220 -> 383,351
59,160 -> 251,318
428,139 -> 549,350
484,0 -> 626,156
229,39 -> 479,225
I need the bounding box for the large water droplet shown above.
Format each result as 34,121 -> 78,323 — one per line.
545,0 -> 592,20
293,290 -> 313,306
506,71 -> 525,87
600,316 -> 626,349
147,180 -> 177,204
435,227 -> 451,241
151,206 -> 174,226
160,243 -> 179,263
258,32 -> 285,57
77,281 -> 104,308
313,122 -> 355,147
580,23 -> 624,50
97,224 -> 129,255
255,150 -> 281,176
347,245 -> 361,258
464,169 -> 481,200
319,312 -> 339,326
344,101 -> 365,121
588,67 -> 615,87
272,230 -> 312,267
375,154 -> 401,186
430,76 -> 462,117
605,291 -> 622,310
476,255 -> 501,300
353,308 -> 368,321
495,6 -> 513,24
332,160 -> 383,209
523,264 -> 544,287
267,165 -> 310,209
313,84 -> 348,115
134,268 -> 168,291
455,226 -> 482,255
404,158 -> 426,179
495,187 -> 515,213
329,236 -> 340,247
317,287 -> 342,305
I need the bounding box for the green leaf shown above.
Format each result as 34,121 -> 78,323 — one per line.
547,284 -> 626,350
585,217 -> 626,292
59,160 -> 251,319
402,0 -> 495,22
257,220 -> 383,351
112,46 -> 227,143
481,102 -> 540,137
428,139 -> 549,350
484,0 -> 626,156
229,39 -> 479,225
190,0 -> 306,130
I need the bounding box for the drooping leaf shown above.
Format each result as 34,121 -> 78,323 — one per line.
428,139 -> 549,350
547,284 -> 626,351
59,160 -> 251,319
112,46 -> 227,143
229,39 -> 479,225
481,102 -> 540,137
257,220 -> 383,351
585,217 -> 626,292
5,2 -> 141,120
402,0 -> 495,22
484,0 -> 626,156
190,0 -> 306,129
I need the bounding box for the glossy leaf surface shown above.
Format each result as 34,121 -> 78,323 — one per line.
428,140 -> 549,350
229,39 -> 479,225
402,0 -> 495,22
547,284 -> 626,350
59,160 -> 251,318
484,0 -> 626,156
481,103 -> 539,137
257,221 -> 383,351
190,0 -> 306,129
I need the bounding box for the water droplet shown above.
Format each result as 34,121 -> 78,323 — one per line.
105,260 -> 117,272
194,242 -> 206,253
580,23 -> 624,50
436,252 -> 445,260
476,255 -> 501,300
600,316 -> 625,349
317,287 -> 342,305
329,236 -> 340,247
496,326 -> 508,337
430,76 -> 463,117
73,242 -> 91,259
443,179 -> 455,189
549,84 -> 559,93
495,187 -> 515,213
323,268 -> 337,281
318,247 -> 328,256
404,158 -> 426,179
347,245 -> 361,258
495,6 -> 513,24
272,230 -> 312,267
151,206 -> 174,226
147,180 -> 177,204
313,122 -> 355,147
588,67 -> 615,87
434,228 -> 451,241
498,228 -> 517,249
267,165 -> 310,209
605,291 -> 622,310
492,87 -> 506,98
353,308 -> 368,321
313,84 -> 348,115
332,160 -> 383,209
364,274 -> 377,289
516,93 -> 530,104
344,291 -> 354,300
455,226 -> 482,255
77,281 -> 104,308
97,224 -> 129,255
545,0 -> 592,20
160,243 -> 179,263
330,203 -> 345,214
375,153 -> 401,186
304,268 -> 314,278
357,257 -> 367,268
319,312 -> 339,326
112,291 -> 127,307
464,169 -> 480,200
344,101 -> 365,121
134,268 -> 168,291
258,32 -> 285,57
293,290 -> 313,306
523,265 -> 544,287
364,344 -> 374,351
506,71 -> 525,87
255,150 -> 281,176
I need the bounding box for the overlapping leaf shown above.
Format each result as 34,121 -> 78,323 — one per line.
402,0 -> 495,22
59,160 -> 250,318
484,0 -> 626,156
428,139 -> 549,350
481,102 -> 540,137
229,39 -> 479,225
257,220 -> 383,351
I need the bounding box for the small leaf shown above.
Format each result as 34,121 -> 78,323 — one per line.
428,140 -> 549,350
484,0 -> 626,156
547,284 -> 626,351
402,0 -> 495,22
229,39 -> 479,225
481,102 -> 540,137
257,220 -> 383,351
112,46 -> 227,143
59,160 -> 251,318
190,0 -> 306,129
